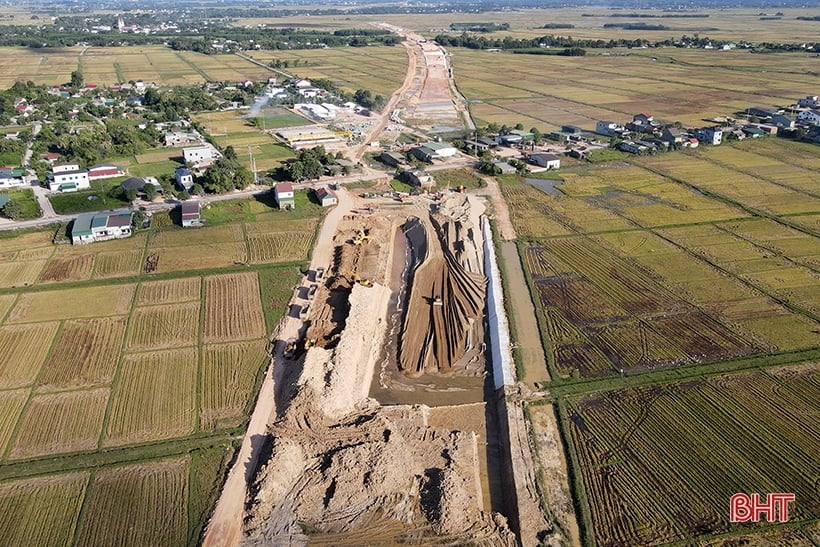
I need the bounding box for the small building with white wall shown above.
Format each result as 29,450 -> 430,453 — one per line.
49,163 -> 90,192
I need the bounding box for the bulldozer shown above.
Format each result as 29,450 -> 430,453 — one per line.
432,294 -> 443,306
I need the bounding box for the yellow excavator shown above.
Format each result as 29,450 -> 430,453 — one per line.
351,273 -> 373,287
352,229 -> 372,245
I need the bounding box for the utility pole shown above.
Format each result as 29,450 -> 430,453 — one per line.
248,145 -> 257,184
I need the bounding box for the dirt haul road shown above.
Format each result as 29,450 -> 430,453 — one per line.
201,188 -> 354,547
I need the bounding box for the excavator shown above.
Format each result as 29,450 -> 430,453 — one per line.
351,229 -> 372,245
351,273 -> 373,287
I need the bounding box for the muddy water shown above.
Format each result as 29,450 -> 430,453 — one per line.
369,220 -> 486,407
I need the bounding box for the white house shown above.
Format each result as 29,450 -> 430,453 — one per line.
528,153 -> 561,169
315,187 -> 337,207
695,127 -> 723,146
49,163 -> 90,192
294,79 -> 312,88
183,146 -> 214,165
71,212 -> 133,244
797,109 -> 820,125
175,167 -> 194,191
0,168 -> 25,188
595,121 -> 624,137
274,182 -> 295,209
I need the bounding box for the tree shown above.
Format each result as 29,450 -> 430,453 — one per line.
178,190 -> 190,201
530,127 -> 542,144
70,70 -> 84,89
191,183 -> 204,195
514,123 -> 524,130
144,184 -> 158,201
224,146 -> 238,161
2,199 -> 23,220
125,188 -> 138,202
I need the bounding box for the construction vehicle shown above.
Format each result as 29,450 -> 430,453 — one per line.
308,284 -> 318,300
432,294 -> 443,306
352,229 -> 372,245
284,338 -> 298,359
351,273 -> 373,287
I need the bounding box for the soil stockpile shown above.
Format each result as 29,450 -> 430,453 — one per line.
399,195 -> 487,377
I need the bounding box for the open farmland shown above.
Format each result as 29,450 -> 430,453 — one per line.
203,272 -> 267,343
450,47 -> 820,131
9,389 -> 109,459
561,363 -> 820,546
0,472 -> 88,547
0,194 -> 318,543
0,46 -> 275,88
37,317 -> 127,391
75,458 -> 189,547
200,341 -> 270,430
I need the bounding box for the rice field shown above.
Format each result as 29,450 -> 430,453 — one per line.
75,458 -> 189,547
450,45 -> 820,131
6,284 -> 135,323
203,272 -> 267,343
103,348 -> 198,447
0,322 -> 59,389
125,302 -> 200,351
9,388 -> 109,459
200,341 -> 269,430
136,277 -> 202,305
37,316 -> 127,391
563,364 -> 820,546
0,472 -> 88,547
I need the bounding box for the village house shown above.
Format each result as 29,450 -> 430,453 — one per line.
175,167 -> 194,191
49,163 -> 90,192
165,131 -> 201,147
595,120 -> 625,137
315,187 -> 338,207
274,182 -> 295,209
0,168 -> 25,189
660,127 -> 685,146
695,127 -> 723,146
745,106 -> 781,120
797,95 -> 819,108
627,113 -> 659,133
770,114 -> 795,129
180,201 -> 202,227
410,142 -> 458,162
617,141 -> 647,154
87,164 -> 124,181
550,125 -> 585,143
71,211 -> 133,245
492,161 -> 517,175
183,146 -> 214,165
797,109 -> 820,125
527,152 -> 561,169
406,170 -> 435,188
379,151 -> 406,168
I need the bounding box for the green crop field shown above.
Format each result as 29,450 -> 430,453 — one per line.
0,193 -> 323,544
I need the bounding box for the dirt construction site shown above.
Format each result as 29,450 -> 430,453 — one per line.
231,189 -> 560,546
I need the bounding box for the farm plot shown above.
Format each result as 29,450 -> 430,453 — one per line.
0,472 -> 88,547
103,348 -> 197,447
153,242 -> 248,273
0,294 -> 15,324
37,317 -> 127,391
150,223 -> 243,248
639,154 -> 820,216
499,182 -> 575,238
125,302 -> 200,351
7,284 -> 135,323
0,260 -> 47,288
38,253 -> 94,283
9,388 -> 109,459
524,238 -> 758,378
93,250 -> 144,279
75,458 -> 189,547
200,341 -> 269,430
247,231 -> 314,264
0,390 -> 30,456
565,365 -> 820,546
136,277 -> 201,306
203,272 -> 266,343
0,322 -> 59,389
